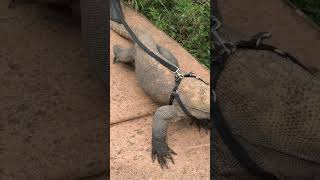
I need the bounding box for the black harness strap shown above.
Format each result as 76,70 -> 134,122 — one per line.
236,43 -> 312,74
169,72 -> 209,119
235,32 -> 312,74
112,1 -> 209,120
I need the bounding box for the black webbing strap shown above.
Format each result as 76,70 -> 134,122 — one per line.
112,0 -> 180,73
169,78 -> 183,105
169,73 -> 209,104
236,33 -> 312,74
173,91 -> 196,118
169,73 -> 208,120
237,43 -> 312,74
169,73 -> 209,119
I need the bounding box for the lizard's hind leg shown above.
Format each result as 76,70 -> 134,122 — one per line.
113,45 -> 135,66
157,45 -> 179,67
152,105 -> 179,169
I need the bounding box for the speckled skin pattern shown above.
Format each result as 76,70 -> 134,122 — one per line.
111,21 -> 210,168
214,2 -> 320,179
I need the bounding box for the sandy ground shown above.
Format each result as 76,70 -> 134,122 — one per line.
0,2 -> 105,180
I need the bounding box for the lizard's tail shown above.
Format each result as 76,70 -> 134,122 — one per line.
110,20 -> 143,41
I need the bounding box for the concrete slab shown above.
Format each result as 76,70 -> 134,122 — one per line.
110,5 -> 210,124
110,116 -> 210,179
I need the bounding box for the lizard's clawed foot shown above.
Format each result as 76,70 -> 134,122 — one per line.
113,45 -> 121,64
152,143 -> 177,169
190,118 -> 210,134
113,57 -> 119,64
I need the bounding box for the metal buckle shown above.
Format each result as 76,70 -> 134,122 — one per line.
173,68 -> 184,81
185,72 -> 194,77
252,32 -> 272,47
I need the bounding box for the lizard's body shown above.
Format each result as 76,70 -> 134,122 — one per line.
111,21 -> 210,167
214,2 -> 320,179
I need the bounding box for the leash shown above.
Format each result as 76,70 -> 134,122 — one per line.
112,0 -> 180,73
112,1 -> 209,122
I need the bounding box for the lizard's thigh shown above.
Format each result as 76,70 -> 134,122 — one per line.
157,45 -> 179,67
113,45 -> 135,65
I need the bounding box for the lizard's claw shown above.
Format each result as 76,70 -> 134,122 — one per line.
190,118 -> 210,134
113,45 -> 121,64
113,57 -> 119,64
152,145 -> 177,169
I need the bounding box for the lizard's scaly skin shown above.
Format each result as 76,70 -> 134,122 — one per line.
215,3 -> 320,179
111,20 -> 210,168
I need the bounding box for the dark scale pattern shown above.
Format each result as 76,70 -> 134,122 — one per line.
216,48 -> 320,178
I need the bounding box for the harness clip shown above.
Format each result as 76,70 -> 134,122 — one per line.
247,32 -> 272,48
173,68 -> 184,81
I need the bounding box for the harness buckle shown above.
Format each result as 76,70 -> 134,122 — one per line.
240,32 -> 272,48
185,72 -> 195,77
173,68 -> 184,81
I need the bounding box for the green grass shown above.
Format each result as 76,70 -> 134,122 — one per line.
124,0 -> 210,68
123,0 -> 319,68
289,0 -> 320,26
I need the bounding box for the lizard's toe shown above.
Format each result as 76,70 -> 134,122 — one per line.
112,45 -> 122,64
152,144 -> 177,169
113,57 -> 119,64
190,118 -> 210,133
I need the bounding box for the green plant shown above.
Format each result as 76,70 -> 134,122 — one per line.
124,0 -> 211,68
123,0 -> 319,68
289,0 -> 320,26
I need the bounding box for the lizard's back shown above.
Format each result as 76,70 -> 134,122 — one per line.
217,45 -> 320,178
111,21 -> 177,104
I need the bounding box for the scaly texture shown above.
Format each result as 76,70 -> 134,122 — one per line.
111,20 -> 210,168
214,2 -> 320,179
